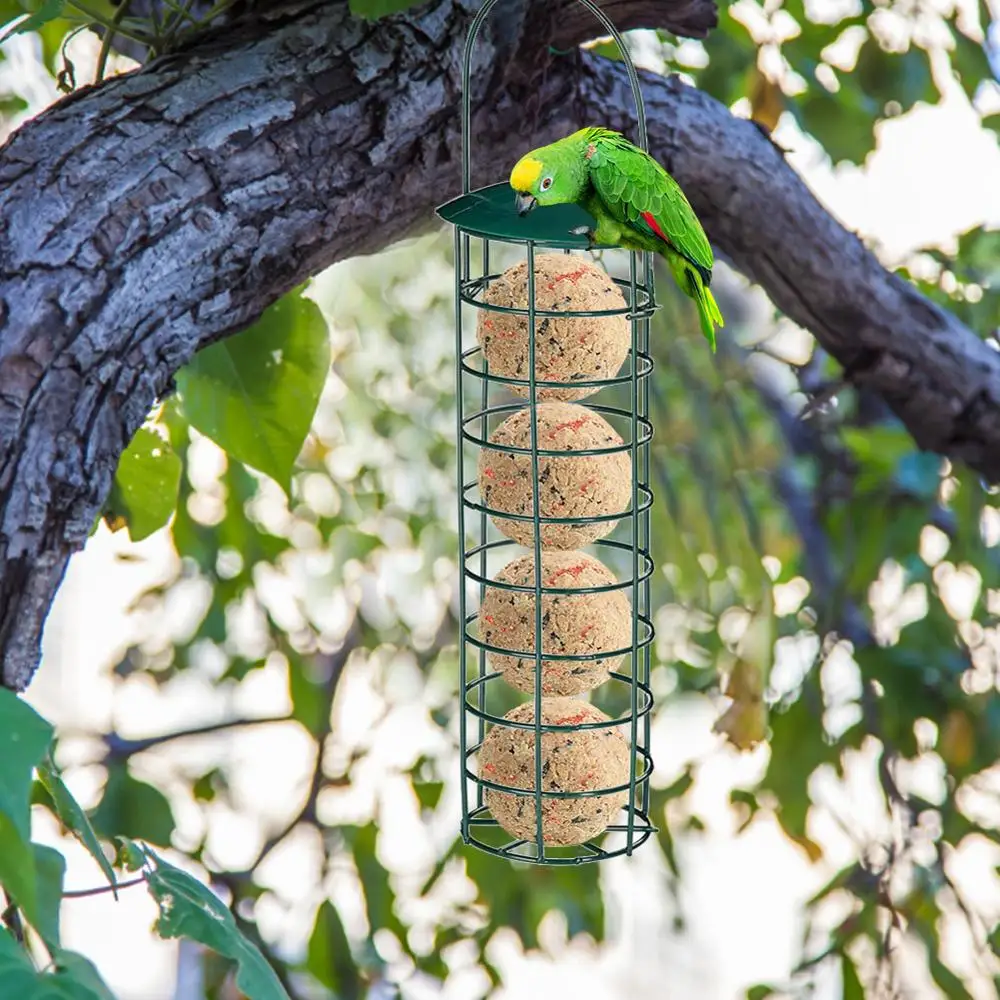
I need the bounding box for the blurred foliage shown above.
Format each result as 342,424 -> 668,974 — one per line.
665,0 -> 998,167
0,1 -> 999,999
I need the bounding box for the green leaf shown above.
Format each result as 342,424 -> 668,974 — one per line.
853,41 -> 933,114
588,39 -> 622,62
0,0 -> 64,44
288,655 -> 331,736
761,691 -> 835,860
0,689 -> 54,929
346,824 -> 405,939
306,901 -> 361,1000
31,844 -> 66,948
463,829 -> 604,947
0,928 -> 113,999
51,951 -> 117,1000
0,93 -> 28,116
841,952 -> 864,1000
91,766 -> 176,847
928,956 -> 974,999
105,427 -> 182,541
37,756 -> 117,894
113,837 -> 146,872
693,13 -> 756,108
746,988 -> 776,1000
0,689 -> 53,841
413,780 -> 444,810
0,819 -> 38,934
950,32 -> 994,100
790,83 -> 879,164
330,527 -> 381,571
145,851 -> 291,1000
349,0 -> 420,19
175,289 -> 330,492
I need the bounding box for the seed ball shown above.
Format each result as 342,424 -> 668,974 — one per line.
477,254 -> 630,401
477,402 -> 631,549
480,698 -> 630,846
479,550 -> 631,695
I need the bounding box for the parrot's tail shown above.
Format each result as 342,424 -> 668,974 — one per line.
664,252 -> 725,353
696,285 -> 724,354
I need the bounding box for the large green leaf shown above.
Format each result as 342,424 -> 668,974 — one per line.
349,0 -> 420,19
50,951 -> 117,1000
0,0 -> 64,44
175,290 -> 330,492
145,851 -> 291,1000
31,844 -> 66,948
104,427 -> 182,542
0,928 -> 113,1000
0,690 -> 52,842
90,765 -> 176,847
0,690 -> 54,929
37,756 -> 117,895
306,901 -> 361,999
0,818 -> 37,933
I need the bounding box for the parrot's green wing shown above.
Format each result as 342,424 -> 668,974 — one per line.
586,129 -> 714,283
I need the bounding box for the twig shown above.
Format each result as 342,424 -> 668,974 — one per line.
800,378 -> 849,422
232,621 -> 362,879
63,875 -> 146,899
1,893 -> 24,944
104,714 -> 293,759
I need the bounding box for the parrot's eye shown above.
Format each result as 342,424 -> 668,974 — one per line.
541,176 -> 553,190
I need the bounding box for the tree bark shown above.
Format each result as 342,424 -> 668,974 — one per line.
0,0 -> 997,689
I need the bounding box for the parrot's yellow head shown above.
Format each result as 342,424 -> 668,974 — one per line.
509,155 -> 549,216
509,136 -> 588,216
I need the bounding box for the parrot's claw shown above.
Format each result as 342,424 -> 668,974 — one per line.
569,225 -> 597,249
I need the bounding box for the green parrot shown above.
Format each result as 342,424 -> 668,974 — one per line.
509,127 -> 724,351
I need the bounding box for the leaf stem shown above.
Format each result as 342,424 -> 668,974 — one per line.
95,0 -> 133,84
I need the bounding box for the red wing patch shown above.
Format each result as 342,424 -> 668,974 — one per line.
641,211 -> 670,245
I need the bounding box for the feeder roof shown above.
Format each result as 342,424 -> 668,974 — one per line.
437,183 -> 616,250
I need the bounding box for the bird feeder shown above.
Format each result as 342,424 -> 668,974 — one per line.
436,0 -> 657,865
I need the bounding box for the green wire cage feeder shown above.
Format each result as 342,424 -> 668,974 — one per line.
436,0 -> 657,865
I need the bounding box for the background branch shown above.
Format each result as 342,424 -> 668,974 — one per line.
103,714 -> 293,759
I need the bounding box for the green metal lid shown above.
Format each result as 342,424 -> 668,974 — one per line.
436,182 -> 613,249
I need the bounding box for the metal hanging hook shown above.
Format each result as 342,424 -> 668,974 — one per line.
461,0 -> 650,194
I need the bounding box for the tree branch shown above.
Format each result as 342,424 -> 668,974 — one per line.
103,714 -> 293,759
0,0 -> 996,690
546,0 -> 717,48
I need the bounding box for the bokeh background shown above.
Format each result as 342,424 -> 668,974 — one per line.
3,1 -> 1000,997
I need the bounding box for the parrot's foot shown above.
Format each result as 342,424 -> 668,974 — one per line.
569,225 -> 597,249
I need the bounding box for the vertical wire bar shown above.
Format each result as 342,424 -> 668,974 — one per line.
626,252 -> 640,853
527,241 -> 545,860
640,250 -> 653,816
476,237 -> 489,809
455,226 -> 470,844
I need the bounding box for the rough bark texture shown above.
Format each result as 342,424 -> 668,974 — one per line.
0,0 -> 998,689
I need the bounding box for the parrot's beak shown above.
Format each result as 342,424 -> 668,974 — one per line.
515,192 -> 537,217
